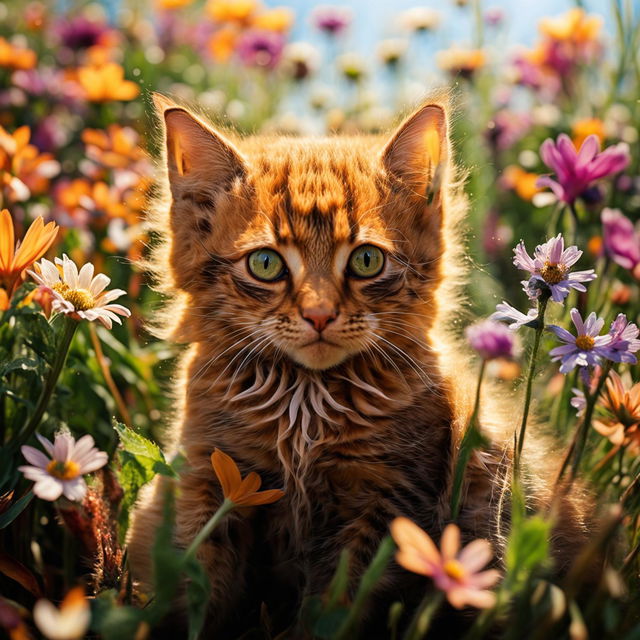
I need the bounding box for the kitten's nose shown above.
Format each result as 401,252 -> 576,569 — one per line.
301,306 -> 338,332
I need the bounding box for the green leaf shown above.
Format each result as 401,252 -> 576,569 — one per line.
114,420 -> 167,468
504,515 -> 552,591
326,549 -> 350,610
183,555 -> 211,640
450,422 -> 489,518
0,492 -> 33,529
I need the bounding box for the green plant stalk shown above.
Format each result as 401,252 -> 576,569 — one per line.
450,360 -> 486,518
402,591 -> 444,640
514,297 -> 549,472
184,498 -> 234,561
17,315 -> 78,446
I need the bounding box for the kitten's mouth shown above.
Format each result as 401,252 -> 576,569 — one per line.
292,337 -> 347,370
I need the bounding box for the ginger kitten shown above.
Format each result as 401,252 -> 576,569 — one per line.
127,95 -> 590,637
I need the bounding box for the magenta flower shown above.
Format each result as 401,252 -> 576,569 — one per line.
605,314 -> 640,364
513,234 -> 596,302
465,320 -> 518,360
236,30 -> 285,69
537,134 -> 630,205
601,208 -> 640,272
548,309 -> 612,373
490,302 -> 538,331
311,5 -> 353,34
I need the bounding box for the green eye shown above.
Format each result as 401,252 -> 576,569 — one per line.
348,245 -> 385,278
247,249 -> 286,281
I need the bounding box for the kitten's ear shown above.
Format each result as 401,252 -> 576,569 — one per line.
382,103 -> 447,195
154,95 -> 246,197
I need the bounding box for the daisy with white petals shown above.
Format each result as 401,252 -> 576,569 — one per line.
28,254 -> 130,329
19,431 -> 108,501
33,587 -> 91,640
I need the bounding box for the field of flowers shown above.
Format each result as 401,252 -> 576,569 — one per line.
0,0 -> 639,638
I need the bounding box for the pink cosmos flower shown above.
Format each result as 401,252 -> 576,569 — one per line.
19,432 -> 108,501
513,234 -> 596,302
537,134 -> 630,205
465,320 -> 517,360
601,208 -> 640,274
548,309 -> 612,373
390,518 -> 501,609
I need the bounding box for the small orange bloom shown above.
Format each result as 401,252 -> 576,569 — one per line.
76,62 -> 139,102
572,118 -> 605,148
0,37 -> 37,70
208,26 -> 239,62
501,166 -> 542,201
252,7 -> 294,32
156,0 -> 194,8
539,8 -> 602,44
206,0 -> 259,24
82,125 -> 148,170
211,448 -> 284,506
0,209 -> 58,297
0,288 -> 8,311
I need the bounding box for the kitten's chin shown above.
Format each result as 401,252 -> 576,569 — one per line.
289,341 -> 349,370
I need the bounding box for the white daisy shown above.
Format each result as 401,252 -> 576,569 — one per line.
19,431 -> 108,502
28,254 -> 130,329
33,587 -> 91,640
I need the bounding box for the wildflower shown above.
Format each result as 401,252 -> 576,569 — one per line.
0,210 -> 58,297
33,587 -> 90,640
572,117 -> 605,148
0,288 -> 8,312
436,47 -> 486,78
252,7 -> 294,32
282,42 -> 320,81
465,320 -> 517,360
570,388 -> 586,416
206,0 -> 259,24
81,125 -> 148,170
398,7 -> 441,32
500,166 -> 542,201
377,39 -> 408,68
592,371 -> 640,452
28,254 -> 130,329
76,62 -> 139,102
19,432 -> 108,501
539,8 -> 601,45
0,37 -> 37,70
490,301 -> 538,331
391,518 -> 500,609
311,5 -> 353,35
548,309 -> 612,374
336,52 -> 367,82
55,15 -> 110,51
211,448 -> 284,506
208,26 -> 238,62
537,134 -> 630,205
513,234 -> 596,303
236,29 -> 285,69
486,111 -> 531,152
601,208 -> 640,274
156,0 -> 195,8
605,314 -> 640,364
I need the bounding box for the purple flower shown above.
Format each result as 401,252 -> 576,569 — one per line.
236,30 -> 285,69
55,16 -> 109,51
490,301 -> 538,331
486,110 -> 531,152
570,388 -> 586,415
548,309 -> 612,373
601,208 -> 640,272
465,320 -> 517,360
537,134 -> 630,205
513,234 -> 596,302
311,5 -> 353,35
605,314 -> 640,364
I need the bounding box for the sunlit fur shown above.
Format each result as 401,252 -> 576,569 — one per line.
128,94 -> 593,637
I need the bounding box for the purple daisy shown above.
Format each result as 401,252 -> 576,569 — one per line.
537,134 -> 630,205
311,5 -> 353,35
605,313 -> 640,364
513,234 -> 596,303
489,301 -> 538,331
465,319 -> 518,361
548,309 -> 612,374
236,29 -> 285,69
601,208 -> 640,272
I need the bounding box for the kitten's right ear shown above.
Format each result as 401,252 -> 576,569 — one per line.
154,94 -> 246,197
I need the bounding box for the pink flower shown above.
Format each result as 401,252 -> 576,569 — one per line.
465,320 -> 518,360
19,432 -> 108,501
601,208 -> 640,272
390,518 -> 501,609
537,134 -> 630,205
311,5 -> 352,35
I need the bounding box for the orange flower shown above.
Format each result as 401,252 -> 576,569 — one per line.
211,448 -> 284,506
0,287 -> 8,311
0,125 -> 60,202
33,587 -> 90,640
82,125 -> 148,170
501,166 -> 542,201
252,7 -> 294,32
572,118 -> 605,148
76,62 -> 139,102
208,26 -> 239,62
593,371 -> 640,453
0,209 -> 58,297
156,0 -> 194,8
206,0 -> 259,24
539,8 -> 602,44
391,518 -> 500,609
0,37 -> 37,70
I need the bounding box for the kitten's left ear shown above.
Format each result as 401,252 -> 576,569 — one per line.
382,103 -> 447,196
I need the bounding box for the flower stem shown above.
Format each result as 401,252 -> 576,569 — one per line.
402,591 -> 444,640
184,499 -> 234,561
514,297 -> 548,472
17,315 -> 78,446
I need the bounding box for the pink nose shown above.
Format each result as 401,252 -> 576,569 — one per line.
301,306 -> 338,332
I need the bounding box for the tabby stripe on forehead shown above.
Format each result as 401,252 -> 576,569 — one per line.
231,274 -> 274,303
334,164 -> 359,243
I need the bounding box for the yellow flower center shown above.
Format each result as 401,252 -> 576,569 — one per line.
540,261 -> 568,284
46,460 -> 81,481
575,335 -> 595,351
53,282 -> 95,311
443,559 -> 466,582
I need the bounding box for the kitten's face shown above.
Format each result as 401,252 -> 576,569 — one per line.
160,99 -> 447,371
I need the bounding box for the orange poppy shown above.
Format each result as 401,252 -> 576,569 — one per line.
76,62 -> 140,103
211,448 -> 284,506
0,209 -> 58,297
0,37 -> 37,70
